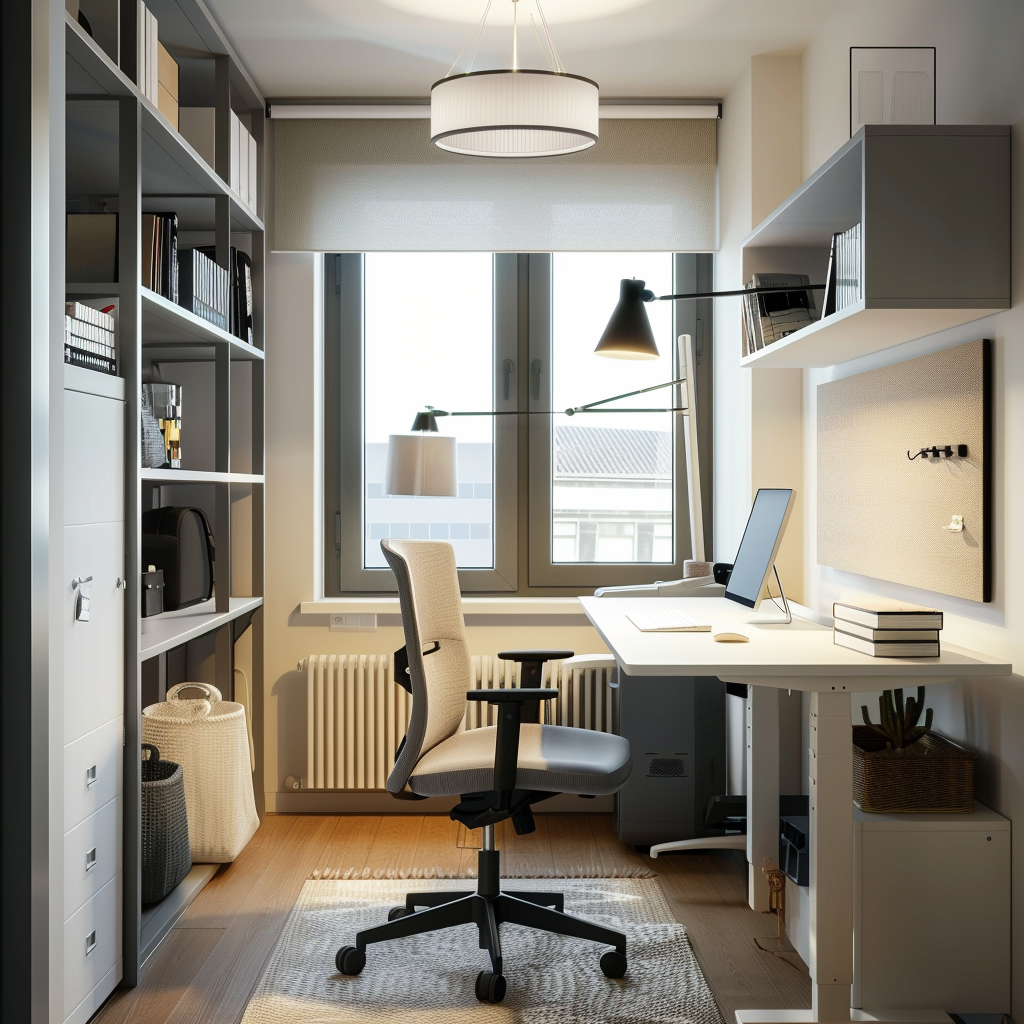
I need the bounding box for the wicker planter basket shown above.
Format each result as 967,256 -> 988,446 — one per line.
852,726 -> 975,813
141,744 -> 191,904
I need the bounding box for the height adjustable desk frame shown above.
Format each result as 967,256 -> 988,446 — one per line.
580,595 -> 1011,1024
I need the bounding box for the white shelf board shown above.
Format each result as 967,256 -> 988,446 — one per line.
141,469 -> 264,484
140,595 -> 263,660
63,363 -> 125,400
740,303 -> 1005,369
142,288 -> 264,360
140,863 -> 219,963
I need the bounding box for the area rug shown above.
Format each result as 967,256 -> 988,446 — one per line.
241,878 -> 725,1024
309,864 -> 656,880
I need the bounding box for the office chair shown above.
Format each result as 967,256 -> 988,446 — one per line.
335,539 -> 633,1003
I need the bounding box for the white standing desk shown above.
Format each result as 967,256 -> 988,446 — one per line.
578,595 -> 1012,1024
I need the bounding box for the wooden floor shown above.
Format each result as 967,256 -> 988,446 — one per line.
95,814 -> 809,1024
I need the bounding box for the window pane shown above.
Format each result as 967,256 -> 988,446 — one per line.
551,253 -> 675,564
363,253 -> 494,568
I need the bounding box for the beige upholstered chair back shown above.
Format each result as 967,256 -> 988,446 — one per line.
382,540 -> 472,793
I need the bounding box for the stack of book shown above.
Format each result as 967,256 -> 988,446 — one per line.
195,246 -> 254,344
834,222 -> 862,312
65,301 -> 116,375
178,248 -> 230,331
142,212 -> 179,302
742,273 -> 815,353
833,600 -> 942,658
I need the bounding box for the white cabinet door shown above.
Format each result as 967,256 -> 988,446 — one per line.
64,389 -> 124,527
63,873 -> 122,1020
64,522 -> 125,745
64,796 -> 122,922
64,718 -> 123,834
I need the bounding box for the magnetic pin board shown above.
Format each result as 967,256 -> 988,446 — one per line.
817,339 -> 991,602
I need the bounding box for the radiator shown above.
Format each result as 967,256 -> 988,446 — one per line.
298,653 -> 614,791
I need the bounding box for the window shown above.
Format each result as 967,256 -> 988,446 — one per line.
325,253 -> 713,595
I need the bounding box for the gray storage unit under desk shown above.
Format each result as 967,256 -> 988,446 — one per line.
786,801 -> 1009,1014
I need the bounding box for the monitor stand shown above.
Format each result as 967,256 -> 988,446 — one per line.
748,564 -> 792,625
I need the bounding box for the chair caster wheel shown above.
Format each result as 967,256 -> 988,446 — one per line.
600,950 -> 627,978
475,970 -> 507,1003
335,945 -> 366,975
387,906 -> 412,921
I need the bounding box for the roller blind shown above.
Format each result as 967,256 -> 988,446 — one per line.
272,117 -> 717,252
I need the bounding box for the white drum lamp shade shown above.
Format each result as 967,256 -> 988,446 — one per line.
384,433 -> 459,496
431,70 -> 599,158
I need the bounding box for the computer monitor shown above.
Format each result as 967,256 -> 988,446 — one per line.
724,488 -> 795,622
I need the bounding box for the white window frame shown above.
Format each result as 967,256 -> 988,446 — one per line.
323,252 -> 713,595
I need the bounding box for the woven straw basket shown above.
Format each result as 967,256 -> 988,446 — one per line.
142,683 -> 259,862
852,726 -> 975,813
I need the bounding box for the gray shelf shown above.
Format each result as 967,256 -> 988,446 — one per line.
140,864 -> 219,963
142,288 -> 265,360
141,469 -> 264,484
741,125 -> 1010,369
140,596 -> 264,661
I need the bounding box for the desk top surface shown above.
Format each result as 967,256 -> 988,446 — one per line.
579,596 -> 1011,691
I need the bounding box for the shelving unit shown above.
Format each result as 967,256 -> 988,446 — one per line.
63,0 -> 266,996
740,125 -> 1010,369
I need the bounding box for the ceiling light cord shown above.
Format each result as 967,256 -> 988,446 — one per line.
512,0 -> 519,72
534,0 -> 565,73
529,15 -> 556,72
446,0 -> 493,77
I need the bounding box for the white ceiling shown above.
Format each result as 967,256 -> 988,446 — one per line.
204,0 -> 843,100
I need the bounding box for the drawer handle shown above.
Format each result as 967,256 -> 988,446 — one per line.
85,848 -> 97,873
85,930 -> 97,957
85,765 -> 98,789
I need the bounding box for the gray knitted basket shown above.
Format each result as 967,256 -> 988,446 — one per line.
141,743 -> 192,904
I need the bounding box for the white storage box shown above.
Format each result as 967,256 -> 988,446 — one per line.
785,801 -> 1010,1014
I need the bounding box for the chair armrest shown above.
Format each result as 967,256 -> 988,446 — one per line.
497,649 -> 574,663
465,688 -> 559,703
465,689 -> 559,797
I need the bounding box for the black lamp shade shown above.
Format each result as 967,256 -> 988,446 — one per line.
594,278 -> 660,360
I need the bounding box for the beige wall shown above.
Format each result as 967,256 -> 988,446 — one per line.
715,55 -> 805,601
791,1 -> 1024,1015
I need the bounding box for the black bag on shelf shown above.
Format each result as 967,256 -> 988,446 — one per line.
141,506 -> 215,611
141,743 -> 191,905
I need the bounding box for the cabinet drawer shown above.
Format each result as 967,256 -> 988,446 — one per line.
64,718 -> 122,833
64,388 -> 124,527
64,796 -> 122,922
64,523 -> 124,745
63,873 -> 121,1019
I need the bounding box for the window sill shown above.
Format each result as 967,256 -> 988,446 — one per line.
300,597 -> 586,617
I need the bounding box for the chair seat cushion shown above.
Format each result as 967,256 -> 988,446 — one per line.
409,724 -> 632,798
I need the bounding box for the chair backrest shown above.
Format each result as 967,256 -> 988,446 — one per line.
382,539 -> 472,793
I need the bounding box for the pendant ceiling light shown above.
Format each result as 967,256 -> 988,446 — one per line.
430,0 -> 599,158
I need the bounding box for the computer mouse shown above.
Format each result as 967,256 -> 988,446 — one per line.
713,631 -> 749,643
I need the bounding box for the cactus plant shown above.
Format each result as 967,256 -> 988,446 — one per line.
861,686 -> 933,752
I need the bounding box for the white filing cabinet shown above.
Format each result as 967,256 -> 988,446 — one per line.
786,801 -> 1010,1014
62,366 -> 125,1024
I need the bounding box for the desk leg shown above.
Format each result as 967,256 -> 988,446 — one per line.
808,690 -> 853,1021
746,685 -> 779,911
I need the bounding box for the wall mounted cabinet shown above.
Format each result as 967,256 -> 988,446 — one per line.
740,125 -> 1010,369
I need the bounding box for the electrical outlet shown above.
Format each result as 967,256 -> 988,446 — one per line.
329,614 -> 378,632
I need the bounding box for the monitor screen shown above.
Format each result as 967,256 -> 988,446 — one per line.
724,488 -> 795,609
